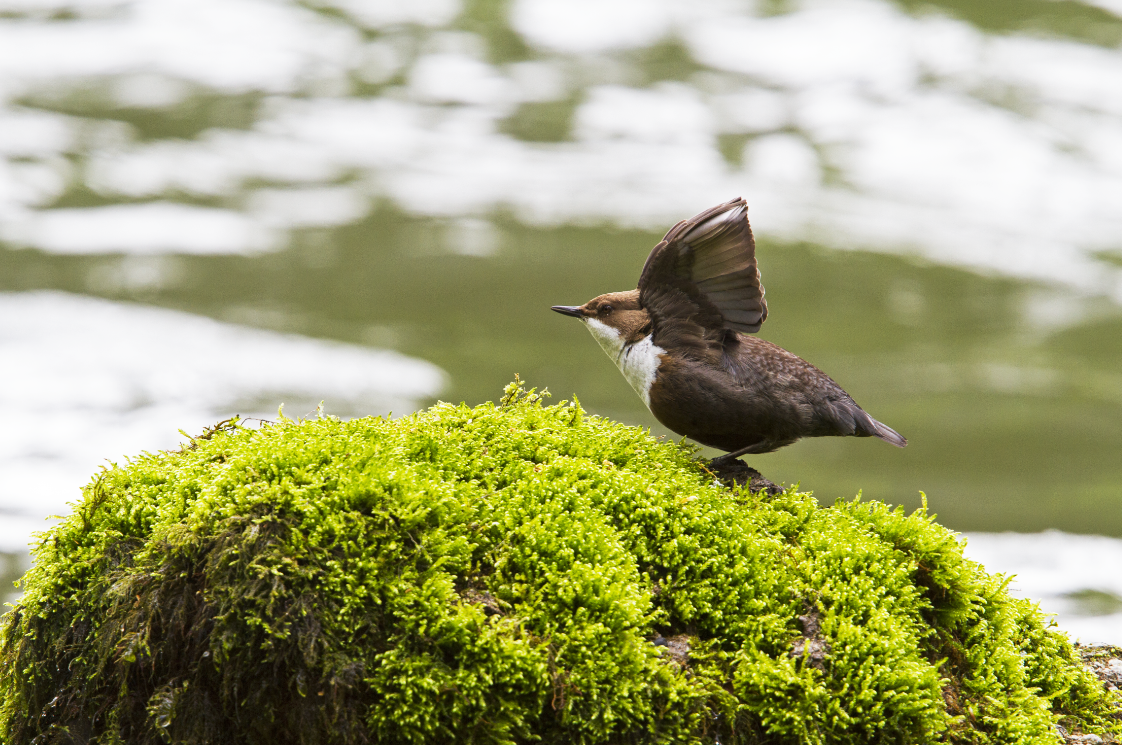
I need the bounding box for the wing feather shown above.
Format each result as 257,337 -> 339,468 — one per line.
638,198 -> 767,340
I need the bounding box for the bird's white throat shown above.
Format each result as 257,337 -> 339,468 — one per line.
583,318 -> 665,407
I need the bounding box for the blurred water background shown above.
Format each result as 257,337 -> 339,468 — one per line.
1,0 -> 1121,642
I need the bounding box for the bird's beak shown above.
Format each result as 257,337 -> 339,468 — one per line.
551,305 -> 584,318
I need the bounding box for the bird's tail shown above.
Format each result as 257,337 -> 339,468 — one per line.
870,419 -> 907,448
840,404 -> 908,447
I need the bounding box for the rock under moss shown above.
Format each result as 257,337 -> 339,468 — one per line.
2,381 -> 1120,744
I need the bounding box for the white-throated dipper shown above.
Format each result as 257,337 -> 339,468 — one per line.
551,197 -> 906,466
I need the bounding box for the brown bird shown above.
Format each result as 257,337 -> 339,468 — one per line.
551,197 -> 906,466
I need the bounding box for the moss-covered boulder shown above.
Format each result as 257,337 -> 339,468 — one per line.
2,381 -> 1119,744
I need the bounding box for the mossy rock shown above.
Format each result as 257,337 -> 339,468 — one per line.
2,381 -> 1119,745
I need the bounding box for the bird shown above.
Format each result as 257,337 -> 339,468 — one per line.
551,197 -> 906,467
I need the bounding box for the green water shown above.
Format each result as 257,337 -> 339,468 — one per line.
5,205 -> 1121,534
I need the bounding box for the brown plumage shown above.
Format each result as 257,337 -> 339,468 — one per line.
552,197 -> 906,464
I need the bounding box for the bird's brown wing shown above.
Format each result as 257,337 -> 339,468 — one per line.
638,198 -> 767,353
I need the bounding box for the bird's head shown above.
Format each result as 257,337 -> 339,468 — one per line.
551,290 -> 650,353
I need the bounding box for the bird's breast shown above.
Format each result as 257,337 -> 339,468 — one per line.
584,319 -> 665,408
616,335 -> 666,407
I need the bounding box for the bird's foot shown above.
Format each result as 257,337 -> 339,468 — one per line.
706,457 -> 782,495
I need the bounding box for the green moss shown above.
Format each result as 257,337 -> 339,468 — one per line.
2,380 -> 1119,744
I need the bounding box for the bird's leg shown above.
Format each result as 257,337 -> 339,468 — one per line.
708,442 -> 766,468
706,442 -> 781,495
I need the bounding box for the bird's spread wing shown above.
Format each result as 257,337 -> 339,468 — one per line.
638,198 -> 767,352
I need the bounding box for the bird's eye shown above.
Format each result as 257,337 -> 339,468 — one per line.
600,304 -> 613,315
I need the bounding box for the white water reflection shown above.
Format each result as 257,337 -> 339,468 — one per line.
964,532 -> 1122,646
0,0 -> 357,93
3,0 -> 1120,296
0,291 -> 446,552
5,203 -> 274,255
